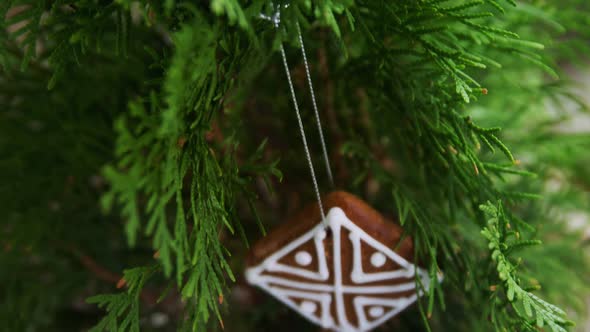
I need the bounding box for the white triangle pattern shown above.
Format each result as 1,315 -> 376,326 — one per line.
349,220 -> 418,283
249,221 -> 330,281
255,282 -> 335,328
353,295 -> 416,331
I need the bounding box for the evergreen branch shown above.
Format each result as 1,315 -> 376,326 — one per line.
440,0 -> 485,13
2,0 -> 589,330
2,1 -> 44,70
94,10 -> 280,329
482,162 -> 537,177
87,266 -> 156,332
211,0 -> 249,29
480,202 -> 573,332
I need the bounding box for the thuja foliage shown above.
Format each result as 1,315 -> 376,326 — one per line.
480,202 -> 571,332
1,0 -> 589,331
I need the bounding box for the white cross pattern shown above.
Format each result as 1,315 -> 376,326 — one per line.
245,207 -> 441,332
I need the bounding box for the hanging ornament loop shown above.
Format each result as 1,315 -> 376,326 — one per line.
295,21 -> 334,187
261,5 -> 333,227
277,40 -> 328,226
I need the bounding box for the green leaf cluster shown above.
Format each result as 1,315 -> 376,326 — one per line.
1,0 -> 589,331
88,267 -> 155,332
481,202 -> 572,332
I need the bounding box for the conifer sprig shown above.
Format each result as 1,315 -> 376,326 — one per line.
481,202 -> 573,332
87,266 -> 156,332
1,0 -> 589,331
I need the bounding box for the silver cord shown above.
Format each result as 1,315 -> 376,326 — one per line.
262,6 -> 330,226
278,42 -> 327,225
296,22 -> 334,186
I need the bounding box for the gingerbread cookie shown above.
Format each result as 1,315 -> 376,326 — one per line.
245,191 -> 441,332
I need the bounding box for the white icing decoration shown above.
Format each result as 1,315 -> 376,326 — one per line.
300,300 -> 317,313
349,230 -> 416,284
295,251 -> 313,266
353,295 -> 414,329
368,306 -> 384,318
245,207 -> 443,332
370,252 -> 386,268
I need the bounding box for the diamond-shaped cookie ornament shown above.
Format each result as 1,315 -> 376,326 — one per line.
245,191 -> 441,332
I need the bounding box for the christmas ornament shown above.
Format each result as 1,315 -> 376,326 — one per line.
249,7 -> 442,331
246,191 -> 437,331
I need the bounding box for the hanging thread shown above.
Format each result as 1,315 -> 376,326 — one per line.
261,5 -> 333,226
278,42 -> 327,225
296,22 -> 334,186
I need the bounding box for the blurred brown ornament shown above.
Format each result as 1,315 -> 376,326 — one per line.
245,191 -> 441,332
